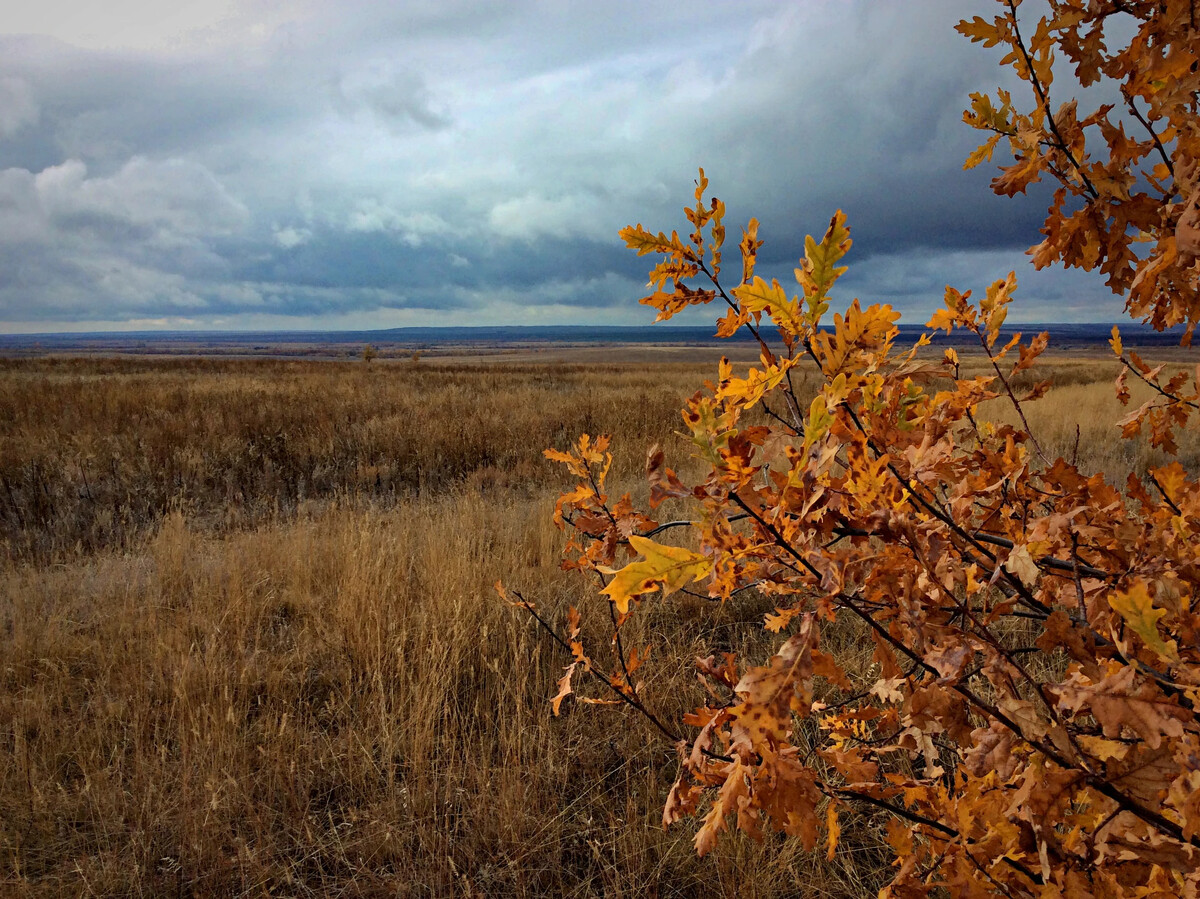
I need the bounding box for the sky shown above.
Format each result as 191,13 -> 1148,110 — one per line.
0,0 -> 1129,333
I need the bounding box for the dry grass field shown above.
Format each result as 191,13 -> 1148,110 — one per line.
0,350 -> 1195,897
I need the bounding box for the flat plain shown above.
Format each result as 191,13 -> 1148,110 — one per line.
0,344 -> 1195,897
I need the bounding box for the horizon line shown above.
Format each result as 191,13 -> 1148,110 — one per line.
0,321 -> 1172,341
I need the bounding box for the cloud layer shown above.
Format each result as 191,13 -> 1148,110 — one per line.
0,1 -> 1126,332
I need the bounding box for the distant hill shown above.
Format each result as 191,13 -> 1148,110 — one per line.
0,322 -> 1190,358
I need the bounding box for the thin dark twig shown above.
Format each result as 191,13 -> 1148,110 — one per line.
1123,88 -> 1174,182
760,400 -> 800,434
829,786 -> 1044,887
640,513 -> 750,539
1071,532 -> 1091,625
978,328 -> 1050,466
1119,356 -> 1200,409
1147,472 -> 1183,515
513,589 -> 683,748
1005,0 -> 1100,200
833,519 -> 1110,579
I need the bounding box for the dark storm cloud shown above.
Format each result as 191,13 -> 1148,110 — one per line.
0,0 -> 1117,331
231,229 -> 479,291
0,37 -> 285,167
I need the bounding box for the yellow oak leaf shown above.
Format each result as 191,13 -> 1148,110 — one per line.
716,355 -> 798,411
731,615 -> 817,749
1109,581 -> 1180,663
740,218 -> 762,284
1150,462 -> 1189,507
1076,735 -> 1131,762
927,307 -> 957,334
956,15 -> 1005,48
732,276 -> 803,335
599,535 -> 711,614
620,224 -> 690,257
964,133 -> 1003,169
802,394 -> 834,454
796,210 -> 851,313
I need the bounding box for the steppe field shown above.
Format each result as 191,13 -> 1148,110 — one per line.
0,348 -> 1195,897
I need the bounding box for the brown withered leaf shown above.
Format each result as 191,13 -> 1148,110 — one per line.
663,768 -> 704,828
1054,666 -> 1190,749
924,641 -> 974,683
1011,331 -> 1050,375
550,662 -> 577,716
998,696 -> 1051,741
1176,188 -> 1200,260
758,752 -> 822,850
694,760 -> 750,856
1004,544 -> 1041,588
965,721 -> 1019,781
1167,768 -> 1200,841
695,653 -> 739,692
820,746 -> 880,784
812,648 -> 851,689
1036,610 -> 1099,674
1109,744 -> 1179,808
731,615 -> 817,750
646,444 -> 691,509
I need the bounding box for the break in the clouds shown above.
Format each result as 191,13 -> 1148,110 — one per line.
0,0 -> 1127,332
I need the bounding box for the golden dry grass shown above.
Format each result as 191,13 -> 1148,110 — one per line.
0,350 -> 1194,896
963,354 -> 1200,482
0,357 -> 712,563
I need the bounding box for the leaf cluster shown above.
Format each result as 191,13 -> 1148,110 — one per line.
960,0 -> 1200,339
508,4 -> 1200,896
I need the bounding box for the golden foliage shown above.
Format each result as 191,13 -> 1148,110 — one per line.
520,4 -> 1200,896
959,0 -> 1200,340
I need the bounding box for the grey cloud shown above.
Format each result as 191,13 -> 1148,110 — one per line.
833,248 -> 1124,323
346,201 -> 453,246
0,0 -> 1119,330
197,283 -> 464,318
0,76 -> 38,137
34,157 -> 249,240
488,193 -> 613,243
333,64 -> 451,130
273,226 -> 312,249
0,156 -> 252,319
442,270 -> 646,312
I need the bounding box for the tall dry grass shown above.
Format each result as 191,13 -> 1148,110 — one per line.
964,355 -> 1200,482
1,494 -> 885,897
0,351 -> 1194,897
0,358 -> 718,563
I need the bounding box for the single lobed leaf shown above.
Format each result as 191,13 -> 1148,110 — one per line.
599,534 -> 711,614
1108,581 -> 1180,663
